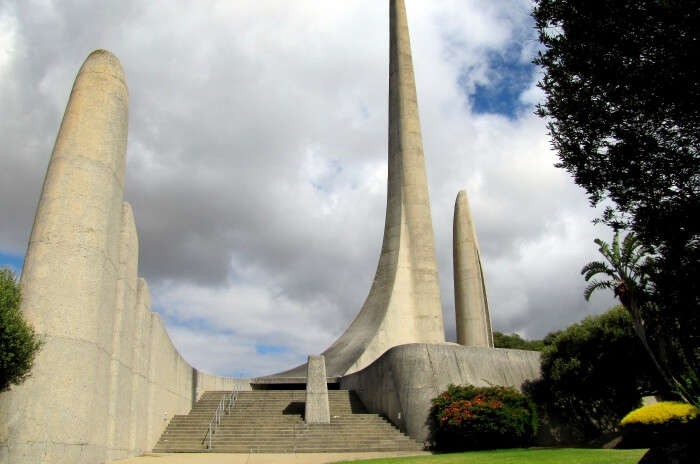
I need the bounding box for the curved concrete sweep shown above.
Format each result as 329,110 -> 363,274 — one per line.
265,0 -> 445,382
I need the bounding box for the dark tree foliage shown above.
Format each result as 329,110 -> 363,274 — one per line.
0,269 -> 42,392
533,0 -> 700,389
524,306 -> 658,441
493,331 -> 545,351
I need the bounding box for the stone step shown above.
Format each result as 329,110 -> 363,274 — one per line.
160,436 -> 416,444
154,389 -> 423,453
154,446 -> 424,453
164,422 -> 395,428
161,429 -> 403,437
163,420 -> 395,429
161,430 -> 403,438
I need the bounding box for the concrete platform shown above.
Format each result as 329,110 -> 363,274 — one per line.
110,451 -> 431,464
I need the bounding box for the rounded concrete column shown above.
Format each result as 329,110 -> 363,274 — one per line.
0,49 -> 128,463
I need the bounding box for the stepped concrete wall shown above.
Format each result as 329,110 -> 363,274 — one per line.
340,343 -> 541,443
0,50 -> 246,464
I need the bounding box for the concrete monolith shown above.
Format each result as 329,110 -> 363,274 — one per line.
453,190 -> 493,347
0,49 -> 250,464
305,356 -> 330,424
0,50 -> 128,463
268,0 -> 445,382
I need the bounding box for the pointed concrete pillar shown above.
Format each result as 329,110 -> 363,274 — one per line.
453,190 -> 493,347
268,0 -> 444,381
0,50 -> 129,463
317,0 -> 445,376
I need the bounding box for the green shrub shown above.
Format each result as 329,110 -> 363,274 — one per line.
429,384 -> 537,450
493,331 -> 545,351
523,306 -> 658,441
0,268 -> 43,392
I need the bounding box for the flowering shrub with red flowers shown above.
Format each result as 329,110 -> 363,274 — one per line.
428,384 -> 537,450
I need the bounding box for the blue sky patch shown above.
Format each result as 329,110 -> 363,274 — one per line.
310,158 -> 343,193
256,344 -> 289,356
0,251 -> 24,274
156,308 -> 236,336
463,47 -> 536,119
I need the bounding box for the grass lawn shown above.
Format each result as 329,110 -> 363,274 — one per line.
331,448 -> 647,464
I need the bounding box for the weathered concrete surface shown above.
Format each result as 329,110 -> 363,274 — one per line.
340,343 -> 541,443
196,373 -> 252,398
305,356 -> 330,424
270,0 -> 444,382
108,202 -> 140,461
0,50 -> 243,464
0,49 -> 128,464
453,190 -> 493,347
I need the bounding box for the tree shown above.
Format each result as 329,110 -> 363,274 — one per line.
0,268 -> 42,392
583,232 -> 699,404
581,232 -> 666,380
533,0 -> 699,403
493,331 -> 544,351
524,306 -> 658,441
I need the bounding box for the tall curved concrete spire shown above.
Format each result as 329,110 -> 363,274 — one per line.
271,0 -> 445,379
453,190 -> 494,347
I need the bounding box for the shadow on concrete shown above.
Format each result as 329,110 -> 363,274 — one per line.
282,402 -> 305,416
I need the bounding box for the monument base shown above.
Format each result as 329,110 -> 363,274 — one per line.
340,343 -> 541,443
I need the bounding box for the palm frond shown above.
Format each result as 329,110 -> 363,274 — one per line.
581,261 -> 615,281
623,233 -> 647,268
584,230 -> 652,302
611,231 -> 621,261
584,279 -> 614,301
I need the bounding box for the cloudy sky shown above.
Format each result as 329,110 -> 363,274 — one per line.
0,0 -> 616,378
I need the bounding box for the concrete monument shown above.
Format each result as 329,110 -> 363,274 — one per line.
0,50 -> 241,464
269,0 -> 445,381
1,2 -> 543,461
453,190 -> 494,347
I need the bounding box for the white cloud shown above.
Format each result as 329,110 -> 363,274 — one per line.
0,0 -> 620,377
0,7 -> 18,76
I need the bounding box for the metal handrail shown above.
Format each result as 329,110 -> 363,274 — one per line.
202,387 -> 238,449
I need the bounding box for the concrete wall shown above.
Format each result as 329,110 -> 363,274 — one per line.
0,202 -> 242,463
340,343 -> 541,444
0,50 -> 243,464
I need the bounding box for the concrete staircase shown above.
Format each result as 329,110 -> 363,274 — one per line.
153,390 -> 424,453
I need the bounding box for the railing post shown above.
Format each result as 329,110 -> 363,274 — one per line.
204,389 -> 238,450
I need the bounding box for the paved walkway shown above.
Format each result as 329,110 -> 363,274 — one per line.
110,451 -> 431,464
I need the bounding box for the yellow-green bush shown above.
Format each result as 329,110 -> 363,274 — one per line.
621,401 -> 700,448
621,401 -> 699,426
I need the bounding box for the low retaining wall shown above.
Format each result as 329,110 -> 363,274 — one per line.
340,343 -> 541,443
